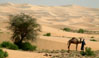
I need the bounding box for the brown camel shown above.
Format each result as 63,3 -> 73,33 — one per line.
67,37 -> 82,52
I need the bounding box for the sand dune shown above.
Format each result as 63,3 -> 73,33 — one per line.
0,3 -> 99,30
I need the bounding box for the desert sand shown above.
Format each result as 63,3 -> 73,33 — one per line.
0,3 -> 99,58
3,49 -> 48,58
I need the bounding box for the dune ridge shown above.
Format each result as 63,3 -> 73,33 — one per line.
0,3 -> 99,30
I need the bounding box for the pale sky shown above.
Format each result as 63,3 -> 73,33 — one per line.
0,0 -> 99,8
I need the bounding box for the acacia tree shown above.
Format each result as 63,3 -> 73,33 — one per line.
9,13 -> 40,44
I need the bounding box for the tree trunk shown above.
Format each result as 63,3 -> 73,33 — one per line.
19,35 -> 24,43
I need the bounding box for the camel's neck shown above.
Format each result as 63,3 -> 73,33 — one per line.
78,41 -> 82,43
80,39 -> 82,43
78,39 -> 82,43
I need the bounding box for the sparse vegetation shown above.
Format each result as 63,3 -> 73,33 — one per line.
18,42 -> 36,51
1,41 -> 19,50
91,36 -> 94,38
60,49 -> 67,53
80,51 -> 86,56
62,27 -> 99,34
85,47 -> 95,56
0,49 -> 8,58
63,27 -> 71,32
80,47 -> 95,56
38,49 -> 98,58
44,33 -> 51,36
90,36 -> 97,42
0,41 -> 36,51
90,39 -> 97,41
62,27 -> 86,34
77,29 -> 85,33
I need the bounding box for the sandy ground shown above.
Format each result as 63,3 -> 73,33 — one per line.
3,49 -> 48,58
0,25 -> 99,51
37,36 -> 99,51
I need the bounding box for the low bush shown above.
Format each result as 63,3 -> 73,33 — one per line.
85,47 -> 95,56
18,42 -> 36,51
77,29 -> 85,33
63,28 -> 71,32
4,51 -> 8,57
80,47 -> 95,56
90,39 -> 97,41
80,51 -> 86,56
91,36 -> 94,38
0,49 -> 8,58
1,41 -> 19,50
43,33 -> 51,36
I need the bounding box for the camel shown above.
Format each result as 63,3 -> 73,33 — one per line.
67,37 -> 82,52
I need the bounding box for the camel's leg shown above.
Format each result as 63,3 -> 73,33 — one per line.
68,43 -> 71,52
76,44 -> 78,51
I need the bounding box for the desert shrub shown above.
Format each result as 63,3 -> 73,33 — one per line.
85,47 -> 95,56
18,42 -> 36,51
90,39 -> 97,41
91,36 -> 94,38
44,33 -> 51,36
81,47 -> 95,56
4,51 -> 8,57
63,27 -> 71,32
80,51 -> 86,56
1,41 -> 19,50
0,49 -> 8,58
77,29 -> 85,33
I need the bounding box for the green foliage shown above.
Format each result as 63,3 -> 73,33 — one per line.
91,36 -> 94,38
77,29 -> 85,33
0,44 -> 2,48
80,47 -> 95,56
1,41 -> 19,50
63,28 -> 71,32
18,42 -> 36,51
0,49 -> 8,58
9,13 -> 40,43
90,39 -> 97,41
85,47 -> 95,56
44,33 -> 51,36
4,51 -> 8,57
80,51 -> 86,56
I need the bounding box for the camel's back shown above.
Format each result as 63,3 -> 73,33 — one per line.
70,38 -> 78,44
